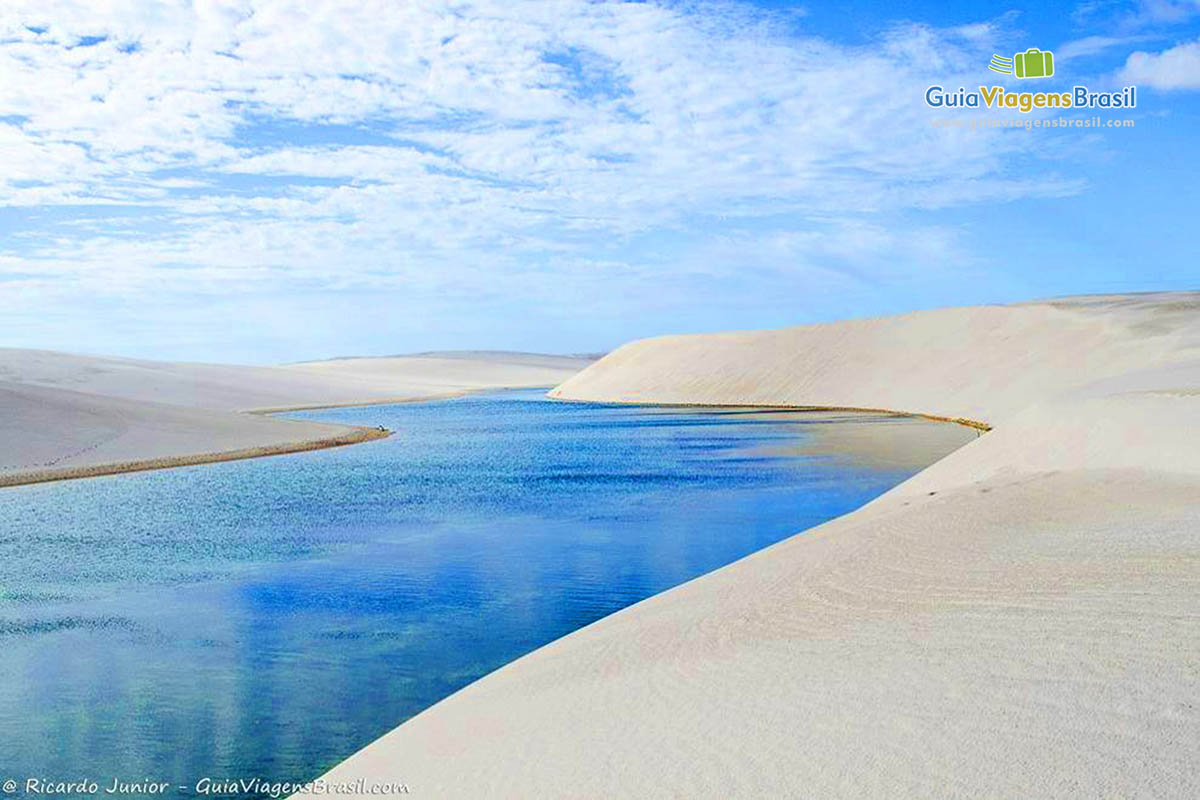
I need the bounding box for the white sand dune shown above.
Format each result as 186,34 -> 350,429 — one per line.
0,350 -> 592,486
280,353 -> 600,411
318,293 -> 1200,798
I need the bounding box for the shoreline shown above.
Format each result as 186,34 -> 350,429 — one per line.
0,385 -> 560,489
0,385 -> 567,490
0,384 -> 553,490
544,395 -> 993,431
0,350 -> 591,491
0,426 -> 390,489
1,391 -> 985,492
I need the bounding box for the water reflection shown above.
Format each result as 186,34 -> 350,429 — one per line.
0,390 -> 972,796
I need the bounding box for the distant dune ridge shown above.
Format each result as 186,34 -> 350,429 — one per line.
318,293 -> 1200,799
0,350 -> 593,486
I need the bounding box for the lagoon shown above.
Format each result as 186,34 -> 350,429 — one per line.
0,390 -> 971,798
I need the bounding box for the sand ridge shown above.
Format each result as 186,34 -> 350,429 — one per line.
0,351 -> 593,487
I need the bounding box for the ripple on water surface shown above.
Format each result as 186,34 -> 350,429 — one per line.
0,390 -> 973,797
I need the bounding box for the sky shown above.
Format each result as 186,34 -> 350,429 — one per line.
1,0 -> 1198,363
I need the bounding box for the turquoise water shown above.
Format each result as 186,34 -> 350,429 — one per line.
0,391 -> 965,797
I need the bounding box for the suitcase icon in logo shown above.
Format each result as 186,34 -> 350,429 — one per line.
1014,48 -> 1054,79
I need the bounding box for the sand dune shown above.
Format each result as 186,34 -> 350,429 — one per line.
279,353 -> 598,411
0,349 -> 594,412
0,350 -> 592,487
319,293 -> 1200,798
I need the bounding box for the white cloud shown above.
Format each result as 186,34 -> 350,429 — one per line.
1118,39 -> 1200,87
0,1 -> 1106,356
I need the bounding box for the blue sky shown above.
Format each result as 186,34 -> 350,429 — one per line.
1,0 -> 1198,363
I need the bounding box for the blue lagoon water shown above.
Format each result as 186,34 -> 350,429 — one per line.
0,391 -> 969,796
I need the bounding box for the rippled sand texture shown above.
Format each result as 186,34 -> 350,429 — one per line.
321,293 -> 1200,799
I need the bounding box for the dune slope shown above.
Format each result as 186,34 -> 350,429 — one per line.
319,293 -> 1200,798
0,350 -> 592,486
